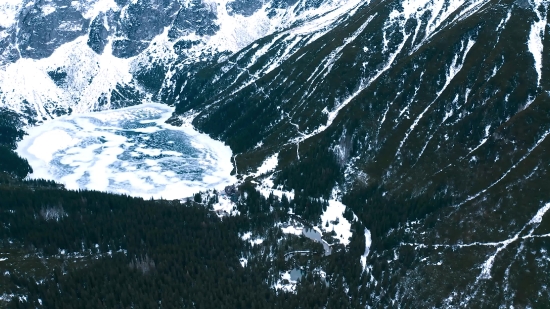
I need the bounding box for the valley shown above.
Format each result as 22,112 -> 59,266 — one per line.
1,0 -> 550,307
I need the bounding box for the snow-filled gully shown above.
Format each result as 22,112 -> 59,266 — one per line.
454,128 -> 550,208
402,202 -> 550,304
527,0 -> 548,87
285,0 -> 486,151
394,38 -> 476,159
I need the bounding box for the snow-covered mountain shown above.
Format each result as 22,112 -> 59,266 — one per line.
0,0 -> 362,121
2,0 -> 550,307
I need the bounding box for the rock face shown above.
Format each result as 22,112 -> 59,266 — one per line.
20,5 -> 89,59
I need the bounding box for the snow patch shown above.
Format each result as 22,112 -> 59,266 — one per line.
211,193 -> 240,216
240,232 -> 252,241
26,129 -> 78,163
81,0 -> 119,19
240,231 -> 264,246
281,225 -> 304,236
320,200 -> 352,246
273,270 -> 298,293
0,0 -> 24,28
239,257 -> 248,267
41,4 -> 56,16
527,0 -> 547,87
253,153 -> 279,177
255,173 -> 295,201
360,228 -> 371,272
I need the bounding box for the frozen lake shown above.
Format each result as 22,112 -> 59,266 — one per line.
17,103 -> 236,199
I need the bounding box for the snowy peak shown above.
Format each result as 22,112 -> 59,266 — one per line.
0,0 -> 362,122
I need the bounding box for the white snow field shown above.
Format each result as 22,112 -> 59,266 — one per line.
17,103 -> 235,199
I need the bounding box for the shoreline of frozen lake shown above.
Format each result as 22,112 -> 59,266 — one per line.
16,103 -> 236,200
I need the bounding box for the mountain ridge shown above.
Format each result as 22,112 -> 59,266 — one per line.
0,0 -> 362,122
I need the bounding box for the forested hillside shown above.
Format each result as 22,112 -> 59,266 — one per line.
0,178 -> 373,308
165,0 -> 550,306
0,109 -> 32,180
0,110 -> 358,308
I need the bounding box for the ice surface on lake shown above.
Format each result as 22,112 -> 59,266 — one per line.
17,103 -> 235,199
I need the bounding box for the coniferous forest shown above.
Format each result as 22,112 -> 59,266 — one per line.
0,173 -> 367,308
0,109 -> 363,308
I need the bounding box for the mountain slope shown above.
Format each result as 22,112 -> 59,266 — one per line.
0,0 -> 362,122
1,0 -> 549,306
168,0 -> 550,306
